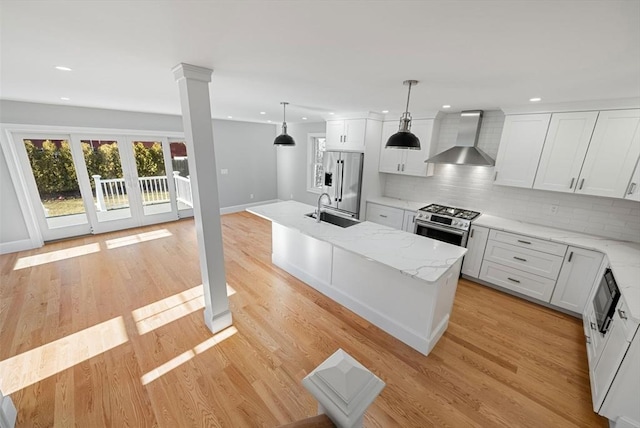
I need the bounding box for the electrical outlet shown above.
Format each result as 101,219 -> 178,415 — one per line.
221,169 -> 228,175
250,194 -> 254,199
549,204 -> 559,215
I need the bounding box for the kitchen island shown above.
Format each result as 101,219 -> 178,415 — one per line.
247,201 -> 467,355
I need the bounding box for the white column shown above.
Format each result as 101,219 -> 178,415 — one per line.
172,63 -> 232,334
302,349 -> 385,428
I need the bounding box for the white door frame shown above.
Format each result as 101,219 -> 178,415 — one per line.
0,123 -> 186,247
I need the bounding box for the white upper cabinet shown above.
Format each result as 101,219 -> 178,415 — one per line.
533,112 -> 599,192
494,114 -> 551,188
576,109 -> 640,198
325,119 -> 366,151
378,119 -> 435,177
625,158 -> 640,201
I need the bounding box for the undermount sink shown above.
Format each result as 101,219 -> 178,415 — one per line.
305,211 -> 360,228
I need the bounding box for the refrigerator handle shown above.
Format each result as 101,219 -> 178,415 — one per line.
334,160 -> 341,202
339,159 -> 345,202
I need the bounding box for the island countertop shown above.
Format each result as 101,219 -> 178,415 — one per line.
247,200 -> 467,283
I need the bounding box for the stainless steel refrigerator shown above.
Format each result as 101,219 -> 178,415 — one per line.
322,151 -> 364,218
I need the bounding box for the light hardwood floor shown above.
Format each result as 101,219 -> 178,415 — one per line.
0,212 -> 607,427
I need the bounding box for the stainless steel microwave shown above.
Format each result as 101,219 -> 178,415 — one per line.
593,268 -> 621,334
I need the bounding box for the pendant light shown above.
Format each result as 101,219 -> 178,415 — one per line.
274,101 -> 295,146
385,80 -> 421,150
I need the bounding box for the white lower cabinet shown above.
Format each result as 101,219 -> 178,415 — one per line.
365,202 -> 404,229
402,209 -> 417,232
551,247 -> 604,313
479,261 -> 557,301
365,202 -> 417,232
461,225 -> 489,278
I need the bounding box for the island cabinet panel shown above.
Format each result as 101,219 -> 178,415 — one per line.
271,223 -> 332,285
331,247 -> 461,355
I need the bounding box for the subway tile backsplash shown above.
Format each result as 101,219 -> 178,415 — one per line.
384,111 -> 640,243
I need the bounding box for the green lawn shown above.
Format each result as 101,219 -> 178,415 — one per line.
43,192 -> 171,217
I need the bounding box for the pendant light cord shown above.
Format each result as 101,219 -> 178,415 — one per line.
404,82 -> 413,114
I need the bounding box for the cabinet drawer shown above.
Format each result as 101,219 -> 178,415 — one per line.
483,240 -> 564,279
365,203 -> 404,229
479,261 -> 557,302
489,229 -> 567,256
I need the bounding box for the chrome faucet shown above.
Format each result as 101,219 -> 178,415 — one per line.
316,192 -> 331,222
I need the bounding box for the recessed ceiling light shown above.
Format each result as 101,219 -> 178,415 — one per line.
328,112 -> 334,115
55,66 -> 72,71
227,116 -> 233,119
442,105 -> 451,109
530,97 -> 542,102
60,97 -> 70,101
302,117 -> 307,120
382,110 -> 389,114
267,120 -> 272,123
260,111 -> 266,115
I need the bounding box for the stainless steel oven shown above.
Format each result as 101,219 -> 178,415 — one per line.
414,204 -> 480,247
415,221 -> 468,247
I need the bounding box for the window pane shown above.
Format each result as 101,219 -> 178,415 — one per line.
23,138 -> 88,227
170,141 -> 192,210
131,141 -> 171,215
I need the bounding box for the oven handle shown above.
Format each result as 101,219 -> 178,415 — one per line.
415,221 -> 466,237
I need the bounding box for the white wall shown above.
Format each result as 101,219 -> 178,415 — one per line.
0,146 -> 29,243
0,100 -> 278,247
276,122 -> 326,206
384,111 -> 640,243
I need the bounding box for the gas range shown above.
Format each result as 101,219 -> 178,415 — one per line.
415,204 -> 481,232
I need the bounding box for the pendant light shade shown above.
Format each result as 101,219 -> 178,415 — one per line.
385,80 -> 421,150
274,101 -> 295,146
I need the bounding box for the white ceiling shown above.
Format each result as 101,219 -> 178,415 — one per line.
1,1 -> 639,124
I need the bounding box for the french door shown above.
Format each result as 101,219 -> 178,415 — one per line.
13,132 -> 180,241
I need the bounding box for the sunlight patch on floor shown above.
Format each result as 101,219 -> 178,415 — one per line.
132,284 -> 237,335
140,326 -> 238,385
0,316 -> 128,394
105,229 -> 173,249
13,243 -> 101,270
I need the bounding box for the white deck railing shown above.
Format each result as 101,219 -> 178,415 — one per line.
93,173 -> 193,211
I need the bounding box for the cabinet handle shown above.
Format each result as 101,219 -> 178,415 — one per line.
568,251 -> 573,262
517,240 -> 532,245
397,163 -> 400,171
379,214 -> 388,218
569,177 -> 575,189
629,183 -> 637,195
402,164 -> 405,171
585,336 -> 591,344
590,322 -> 596,330
618,309 -> 628,320
513,256 -> 527,262
470,229 -> 475,238
579,178 -> 585,190
494,171 -> 498,181
507,277 -> 520,283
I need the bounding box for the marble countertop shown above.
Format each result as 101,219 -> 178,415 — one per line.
366,196 -> 426,212
248,201 -> 467,284
474,214 -> 640,322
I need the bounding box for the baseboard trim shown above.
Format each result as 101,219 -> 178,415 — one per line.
0,238 -> 38,255
220,199 -> 280,215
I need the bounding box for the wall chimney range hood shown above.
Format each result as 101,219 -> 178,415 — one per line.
425,110 -> 495,166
